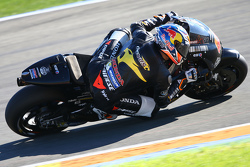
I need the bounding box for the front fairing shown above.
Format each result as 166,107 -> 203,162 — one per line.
175,17 -> 222,70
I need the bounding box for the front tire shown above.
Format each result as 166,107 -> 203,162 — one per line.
5,85 -> 67,137
185,54 -> 248,100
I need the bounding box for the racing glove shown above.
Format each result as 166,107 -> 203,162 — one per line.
166,68 -> 197,103
140,11 -> 178,31
185,68 -> 198,83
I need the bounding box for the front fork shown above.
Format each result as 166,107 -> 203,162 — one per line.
169,67 -> 217,103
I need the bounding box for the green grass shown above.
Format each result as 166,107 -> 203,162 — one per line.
112,139 -> 250,167
0,0 -> 83,18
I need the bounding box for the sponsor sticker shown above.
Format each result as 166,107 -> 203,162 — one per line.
93,70 -> 106,89
214,57 -> 221,68
36,67 -> 42,78
101,90 -> 110,101
98,40 -> 111,59
53,65 -> 59,74
110,42 -> 121,59
193,53 -> 202,58
22,72 -> 29,76
102,68 -> 115,91
112,59 -> 124,86
29,68 -> 38,79
105,62 -> 120,89
189,45 -> 208,53
40,66 -> 50,76
117,108 -> 138,115
120,98 -> 140,105
135,46 -> 150,71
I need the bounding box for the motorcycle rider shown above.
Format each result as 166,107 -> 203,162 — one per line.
81,11 -> 197,121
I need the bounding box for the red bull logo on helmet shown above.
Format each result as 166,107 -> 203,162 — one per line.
164,26 -> 186,45
165,28 -> 177,40
160,26 -> 184,51
161,33 -> 175,51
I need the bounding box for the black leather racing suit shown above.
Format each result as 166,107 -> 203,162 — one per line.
87,19 -> 172,117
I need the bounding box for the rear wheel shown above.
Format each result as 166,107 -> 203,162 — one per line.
5,85 -> 68,137
185,54 -> 248,100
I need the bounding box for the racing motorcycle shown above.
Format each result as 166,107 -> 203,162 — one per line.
5,17 -> 248,137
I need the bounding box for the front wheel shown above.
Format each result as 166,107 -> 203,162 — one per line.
185,54 -> 248,100
5,85 -> 68,137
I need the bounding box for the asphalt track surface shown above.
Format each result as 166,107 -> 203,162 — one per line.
0,0 -> 249,166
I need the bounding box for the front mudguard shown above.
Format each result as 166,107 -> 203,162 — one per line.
215,48 -> 248,73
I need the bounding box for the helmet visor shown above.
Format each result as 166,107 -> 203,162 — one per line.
175,41 -> 190,58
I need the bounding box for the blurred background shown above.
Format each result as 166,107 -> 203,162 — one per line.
0,0 -> 249,166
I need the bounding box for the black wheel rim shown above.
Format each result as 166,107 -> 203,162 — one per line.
17,100 -> 65,136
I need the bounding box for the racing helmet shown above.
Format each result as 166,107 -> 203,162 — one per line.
155,24 -> 190,65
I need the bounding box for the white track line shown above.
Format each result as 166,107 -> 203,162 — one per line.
22,122 -> 250,167
0,0 -> 108,22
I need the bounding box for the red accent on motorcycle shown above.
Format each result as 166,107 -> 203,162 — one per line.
93,71 -> 106,89
112,106 -> 119,110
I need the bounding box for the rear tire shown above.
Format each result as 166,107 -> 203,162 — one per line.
5,85 -> 67,137
185,54 -> 248,100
